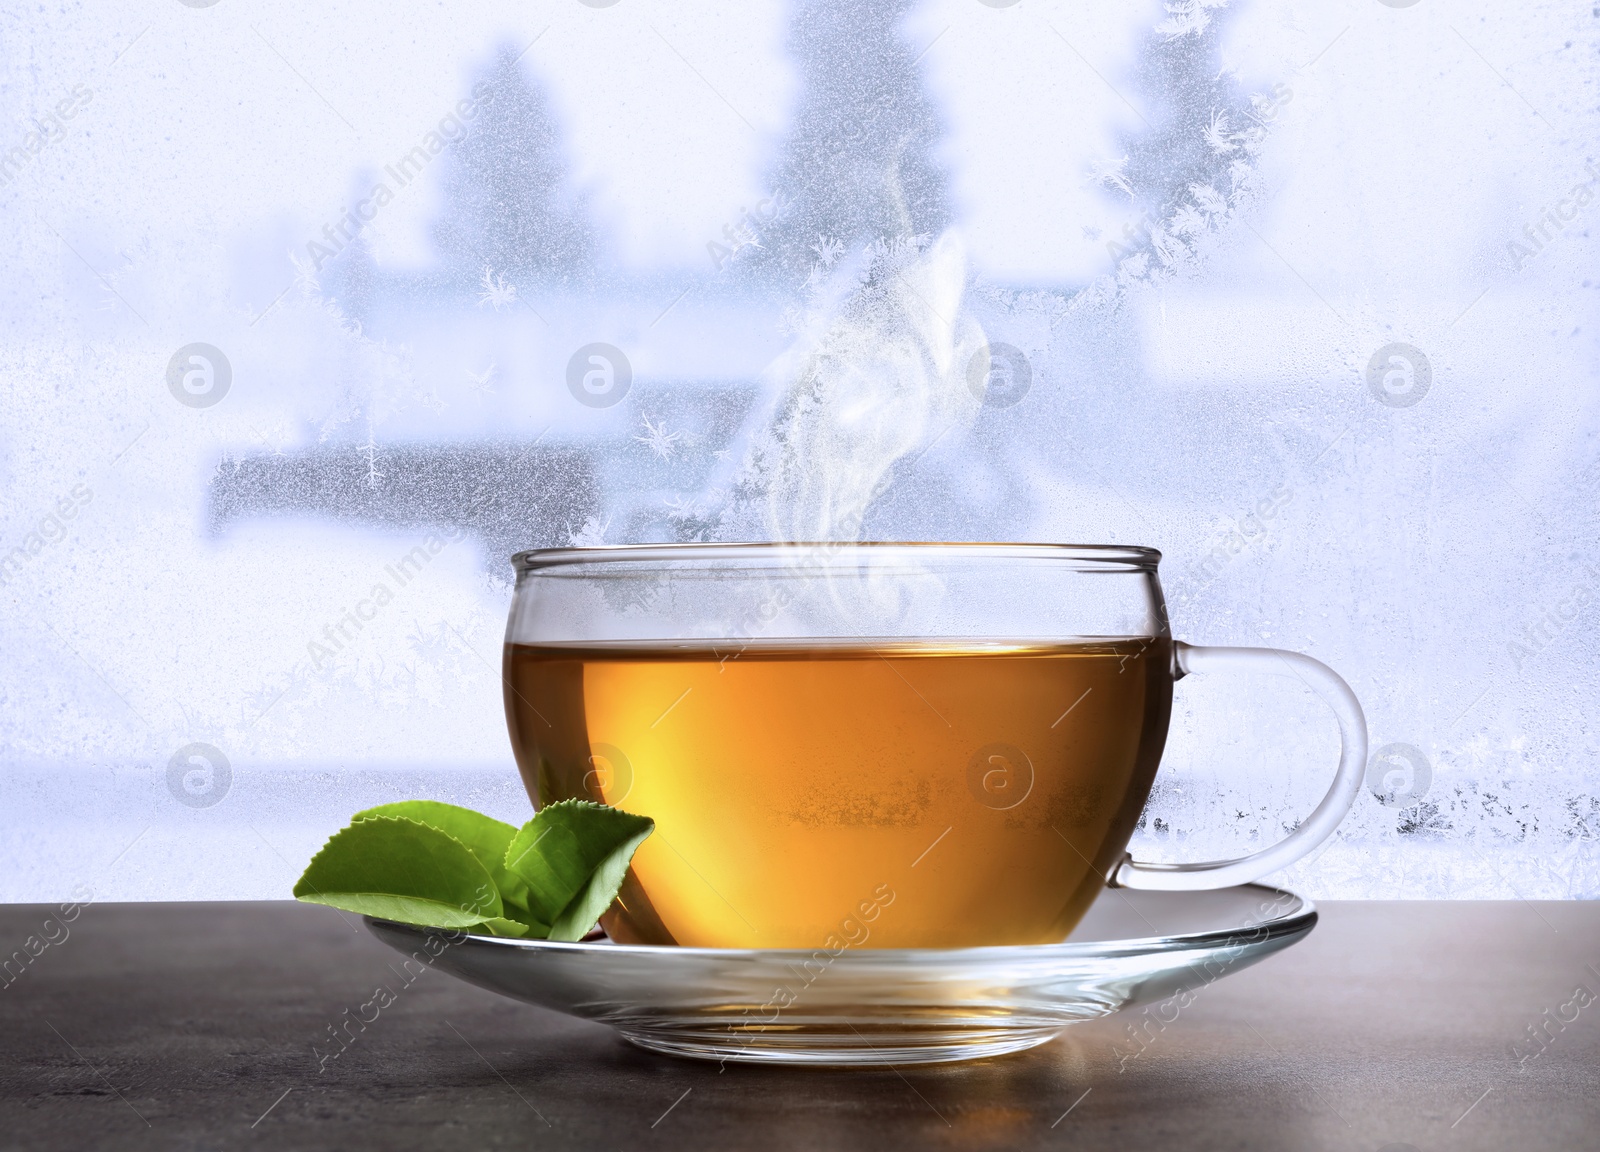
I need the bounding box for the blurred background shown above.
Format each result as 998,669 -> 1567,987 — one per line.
1,0 -> 1596,902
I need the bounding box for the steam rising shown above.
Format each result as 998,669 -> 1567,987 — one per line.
724,230 -> 989,543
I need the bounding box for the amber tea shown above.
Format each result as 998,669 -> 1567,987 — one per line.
504,639 -> 1172,949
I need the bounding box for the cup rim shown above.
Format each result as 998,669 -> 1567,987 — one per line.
510,541 -> 1161,573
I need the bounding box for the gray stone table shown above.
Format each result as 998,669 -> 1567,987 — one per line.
1,900 -> 1597,1150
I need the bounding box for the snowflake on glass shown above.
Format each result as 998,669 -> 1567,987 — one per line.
465,362 -> 497,396
566,514 -> 610,547
1188,183 -> 1228,216
1168,204 -> 1209,239
1116,250 -> 1151,282
663,490 -> 725,542
289,249 -> 320,297
810,235 -> 845,266
245,679 -> 293,724
390,661 -> 421,693
1157,0 -> 1230,40
1202,111 -> 1237,155
879,233 -> 931,260
355,438 -> 383,488
1090,155 -> 1134,198
1149,226 -> 1184,268
662,493 -> 702,523
407,621 -> 457,668
291,252 -> 324,300
477,267 -> 518,310
724,215 -> 764,255
634,414 -> 684,461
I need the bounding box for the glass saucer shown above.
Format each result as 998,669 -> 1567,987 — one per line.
365,882 -> 1314,1067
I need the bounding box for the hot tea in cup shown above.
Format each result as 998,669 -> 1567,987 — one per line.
503,544 -> 1364,950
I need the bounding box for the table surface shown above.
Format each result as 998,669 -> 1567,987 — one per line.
1,899 -> 1597,1151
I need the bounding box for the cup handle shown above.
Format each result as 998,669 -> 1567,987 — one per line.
1110,641 -> 1368,891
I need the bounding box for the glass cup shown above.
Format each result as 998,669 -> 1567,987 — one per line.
502,543 -> 1366,950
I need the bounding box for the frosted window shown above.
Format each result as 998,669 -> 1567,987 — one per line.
1,0 -> 1594,900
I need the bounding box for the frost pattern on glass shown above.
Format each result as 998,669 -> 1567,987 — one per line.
0,0 -> 1595,902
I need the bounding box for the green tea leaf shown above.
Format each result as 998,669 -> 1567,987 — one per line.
294,815 -> 502,928
474,916 -> 535,938
353,800 -> 532,913
354,800 -> 515,871
503,800 -> 655,942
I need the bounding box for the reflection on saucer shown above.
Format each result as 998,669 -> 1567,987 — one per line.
366,882 -> 1314,1067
